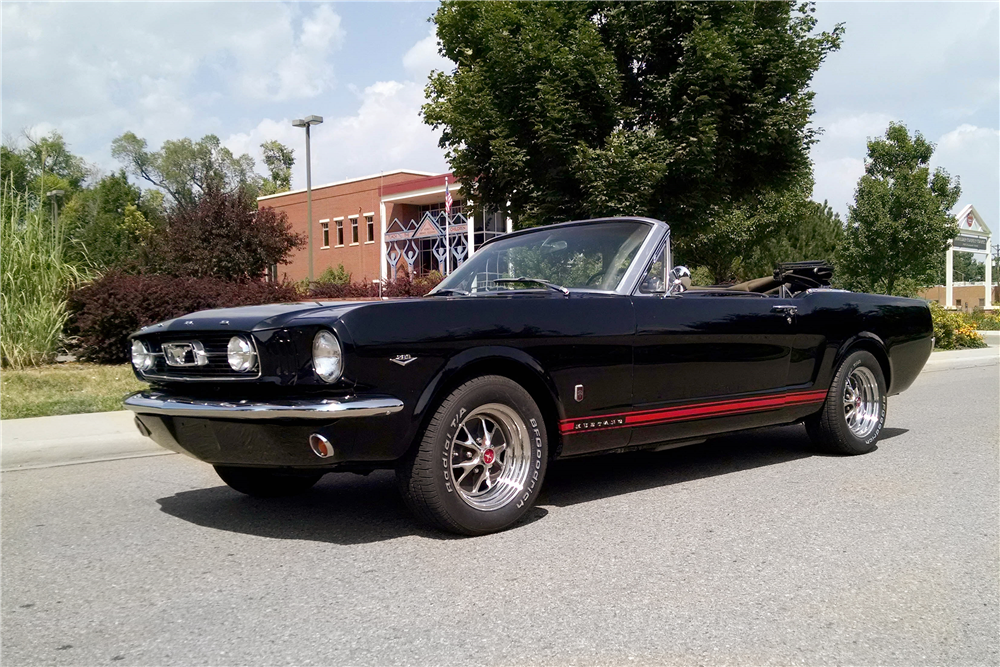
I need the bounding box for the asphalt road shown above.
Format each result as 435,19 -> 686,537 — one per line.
3,361 -> 998,666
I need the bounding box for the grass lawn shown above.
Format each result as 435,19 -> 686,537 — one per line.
1,363 -> 146,420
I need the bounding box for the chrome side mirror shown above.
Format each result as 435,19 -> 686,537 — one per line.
667,266 -> 691,295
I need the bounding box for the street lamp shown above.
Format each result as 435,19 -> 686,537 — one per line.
292,115 -> 323,282
46,189 -> 64,231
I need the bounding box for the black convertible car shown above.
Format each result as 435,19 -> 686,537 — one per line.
125,217 -> 933,535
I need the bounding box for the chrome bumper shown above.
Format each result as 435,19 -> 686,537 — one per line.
123,391 -> 404,420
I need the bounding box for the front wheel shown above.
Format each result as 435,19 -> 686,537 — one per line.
397,375 -> 548,535
215,466 -> 323,497
806,349 -> 887,455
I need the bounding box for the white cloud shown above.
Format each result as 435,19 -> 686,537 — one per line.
932,124 -> 1000,226
229,102 -> 448,191
818,113 -> 896,142
224,33 -> 450,189
230,5 -> 344,102
812,156 -> 865,215
2,3 -> 344,156
402,27 -> 452,79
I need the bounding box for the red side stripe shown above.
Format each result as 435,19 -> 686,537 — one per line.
560,389 -> 828,435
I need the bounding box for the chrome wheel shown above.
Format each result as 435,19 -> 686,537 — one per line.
449,403 -> 531,511
843,366 -> 880,438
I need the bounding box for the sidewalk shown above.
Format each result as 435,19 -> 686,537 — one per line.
1,410 -> 171,471
2,335 -> 996,471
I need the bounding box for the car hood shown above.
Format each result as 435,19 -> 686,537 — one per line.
133,300 -> 384,335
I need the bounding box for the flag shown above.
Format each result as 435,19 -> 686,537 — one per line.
444,177 -> 452,216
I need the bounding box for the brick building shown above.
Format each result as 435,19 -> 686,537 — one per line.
920,284 -> 1000,312
257,170 -> 510,284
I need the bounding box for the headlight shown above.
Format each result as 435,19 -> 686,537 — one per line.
227,336 -> 257,372
131,339 -> 154,372
312,330 -> 343,383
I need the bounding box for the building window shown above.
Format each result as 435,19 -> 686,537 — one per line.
335,219 -> 344,246
366,215 -> 374,242
420,200 -> 464,216
321,221 -> 330,248
351,217 -> 359,244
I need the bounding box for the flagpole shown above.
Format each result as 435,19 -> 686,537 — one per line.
445,177 -> 451,276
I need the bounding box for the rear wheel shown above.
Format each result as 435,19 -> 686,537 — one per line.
214,466 -> 323,497
806,349 -> 886,455
397,375 -> 548,535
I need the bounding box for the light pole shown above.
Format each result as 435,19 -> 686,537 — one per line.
46,189 -> 64,232
292,115 -> 323,282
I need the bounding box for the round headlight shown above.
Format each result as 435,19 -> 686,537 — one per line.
312,330 -> 343,383
131,339 -> 154,372
227,336 -> 257,372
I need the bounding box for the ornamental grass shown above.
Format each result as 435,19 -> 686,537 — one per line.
0,179 -> 86,369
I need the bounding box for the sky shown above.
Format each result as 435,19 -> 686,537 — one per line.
3,1 -> 998,237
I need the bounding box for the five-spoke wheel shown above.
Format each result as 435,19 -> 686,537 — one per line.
807,349 -> 886,455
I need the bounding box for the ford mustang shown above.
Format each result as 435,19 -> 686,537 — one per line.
125,217 -> 933,535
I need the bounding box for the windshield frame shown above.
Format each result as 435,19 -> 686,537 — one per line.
428,217 -> 668,297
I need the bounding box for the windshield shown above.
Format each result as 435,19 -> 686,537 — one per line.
430,221 -> 651,295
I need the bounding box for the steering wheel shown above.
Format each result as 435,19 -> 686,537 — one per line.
585,271 -> 606,287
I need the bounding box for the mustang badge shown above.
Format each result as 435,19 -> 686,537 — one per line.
391,354 -> 417,367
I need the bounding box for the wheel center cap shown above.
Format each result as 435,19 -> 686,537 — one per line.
855,398 -> 862,408
483,449 -> 495,465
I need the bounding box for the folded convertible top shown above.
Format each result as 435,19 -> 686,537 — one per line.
773,261 -> 834,291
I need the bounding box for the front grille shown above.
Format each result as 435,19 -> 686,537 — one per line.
138,332 -> 261,381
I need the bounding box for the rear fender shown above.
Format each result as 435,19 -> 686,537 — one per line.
833,333 -> 892,392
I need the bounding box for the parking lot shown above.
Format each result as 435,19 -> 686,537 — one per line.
2,356 -> 997,666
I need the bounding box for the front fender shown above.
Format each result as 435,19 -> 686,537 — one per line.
414,346 -> 564,420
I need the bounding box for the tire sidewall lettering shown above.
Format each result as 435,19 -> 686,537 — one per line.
843,354 -> 886,447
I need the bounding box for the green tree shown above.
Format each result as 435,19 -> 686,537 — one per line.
60,170 -> 160,270
424,0 -> 842,249
728,199 -> 844,282
929,251 -> 986,284
2,131 -> 91,214
838,123 -> 961,296
111,132 -> 261,207
259,140 -> 295,196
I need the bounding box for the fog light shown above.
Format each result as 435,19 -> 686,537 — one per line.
227,336 -> 257,372
309,433 -> 334,458
131,339 -> 154,371
312,330 -> 343,383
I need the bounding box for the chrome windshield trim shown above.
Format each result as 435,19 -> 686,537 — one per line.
124,391 -> 403,420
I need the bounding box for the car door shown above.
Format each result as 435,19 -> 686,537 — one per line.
629,263 -> 798,447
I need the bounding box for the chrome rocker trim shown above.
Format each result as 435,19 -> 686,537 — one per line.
124,391 -> 404,420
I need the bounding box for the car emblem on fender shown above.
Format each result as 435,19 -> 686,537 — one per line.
391,354 -> 417,366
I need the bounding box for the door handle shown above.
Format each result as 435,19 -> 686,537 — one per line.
772,305 -> 797,323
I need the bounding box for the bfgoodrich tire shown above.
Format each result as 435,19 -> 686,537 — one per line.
806,349 -> 887,455
214,466 -> 323,497
397,375 -> 548,536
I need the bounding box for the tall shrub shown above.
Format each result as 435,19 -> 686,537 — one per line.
0,179 -> 85,368
67,272 -> 301,364
148,185 -> 304,280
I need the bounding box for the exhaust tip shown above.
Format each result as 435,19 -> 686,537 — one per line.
309,433 -> 334,459
134,416 -> 152,438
